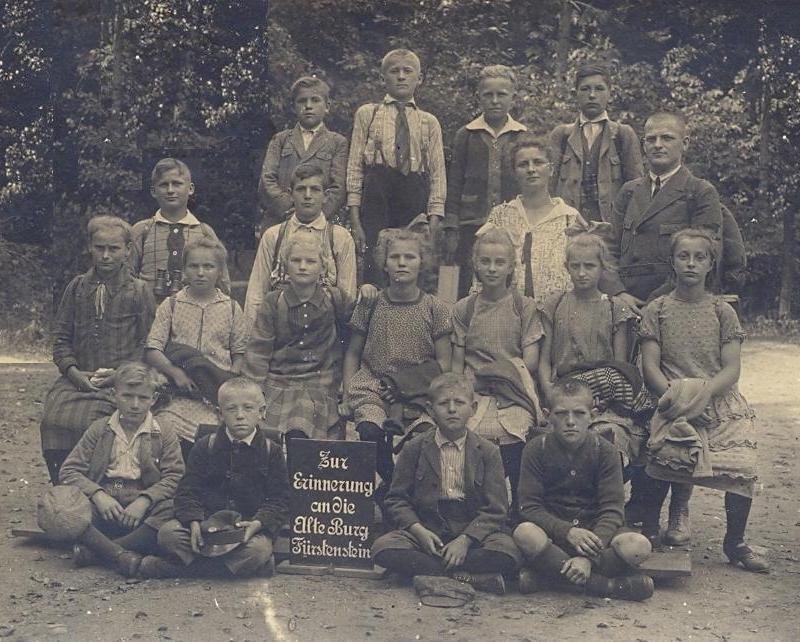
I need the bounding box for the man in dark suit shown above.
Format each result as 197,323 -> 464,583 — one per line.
604,111 -> 722,308
604,111 -> 723,547
371,373 -> 522,594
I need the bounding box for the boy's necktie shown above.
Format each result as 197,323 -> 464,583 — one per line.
652,176 -> 662,199
166,225 -> 186,273
522,232 -> 534,298
394,102 -> 411,175
94,282 -> 107,319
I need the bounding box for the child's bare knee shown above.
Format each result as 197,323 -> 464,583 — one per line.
513,522 -> 549,556
611,531 -> 652,567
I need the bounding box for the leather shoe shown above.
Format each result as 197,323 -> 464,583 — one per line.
724,543 -> 770,574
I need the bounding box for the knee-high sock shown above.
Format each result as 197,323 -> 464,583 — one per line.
357,421 -> 394,483
724,492 -> 752,547
113,524 -> 158,555
79,525 -> 126,563
530,542 -> 570,576
641,475 -> 671,528
461,548 -> 518,575
373,549 -> 444,577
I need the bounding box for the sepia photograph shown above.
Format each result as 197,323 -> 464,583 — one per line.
0,0 -> 799,640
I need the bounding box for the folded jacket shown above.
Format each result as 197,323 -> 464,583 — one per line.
164,342 -> 236,406
647,378 -> 712,477
380,361 -> 442,435
474,357 -> 542,424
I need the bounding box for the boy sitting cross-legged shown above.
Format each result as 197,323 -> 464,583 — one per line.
59,361 -> 184,577
513,378 -> 654,601
152,377 -> 289,578
371,373 -> 522,594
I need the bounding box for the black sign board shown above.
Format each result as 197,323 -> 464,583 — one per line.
286,439 -> 376,569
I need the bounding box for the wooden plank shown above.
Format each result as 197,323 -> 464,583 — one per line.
639,546 -> 692,578
11,528 -> 48,540
276,560 -> 386,579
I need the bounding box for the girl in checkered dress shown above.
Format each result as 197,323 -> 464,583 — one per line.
40,216 -> 156,484
242,236 -> 352,440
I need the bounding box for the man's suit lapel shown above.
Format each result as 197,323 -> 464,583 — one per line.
463,432 -> 480,495
634,167 -> 690,228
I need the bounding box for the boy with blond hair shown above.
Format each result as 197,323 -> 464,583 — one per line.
131,157 -> 230,298
445,64 -> 527,296
372,373 -> 521,594
347,48 -> 446,284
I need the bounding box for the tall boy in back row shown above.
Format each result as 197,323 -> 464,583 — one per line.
347,48 -> 446,284
257,76 -> 348,238
446,65 -> 527,297
549,63 -> 642,223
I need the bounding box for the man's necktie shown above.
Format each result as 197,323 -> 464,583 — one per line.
522,232 -> 534,298
652,176 -> 662,199
395,102 -> 411,175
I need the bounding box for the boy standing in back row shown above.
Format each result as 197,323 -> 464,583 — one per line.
257,76 -> 348,238
130,158 -> 230,299
445,65 -> 527,297
346,48 -> 446,284
549,63 -> 642,223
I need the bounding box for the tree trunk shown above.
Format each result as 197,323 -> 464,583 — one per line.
778,206 -> 796,319
555,0 -> 572,80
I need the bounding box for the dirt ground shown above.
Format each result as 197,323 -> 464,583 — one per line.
0,341 -> 798,642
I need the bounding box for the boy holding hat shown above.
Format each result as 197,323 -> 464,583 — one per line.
154,377 -> 289,578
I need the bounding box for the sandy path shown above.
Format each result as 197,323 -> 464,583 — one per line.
0,342 -> 798,641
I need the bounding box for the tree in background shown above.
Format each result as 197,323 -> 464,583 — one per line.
50,0 -> 270,291
0,0 -> 797,320
267,0 -> 799,317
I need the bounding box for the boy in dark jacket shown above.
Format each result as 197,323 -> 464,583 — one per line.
513,378 -> 654,601
445,64 -> 527,296
549,63 -> 642,223
371,373 -> 522,594
154,377 -> 289,578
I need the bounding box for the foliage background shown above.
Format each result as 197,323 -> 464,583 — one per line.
0,0 -> 798,350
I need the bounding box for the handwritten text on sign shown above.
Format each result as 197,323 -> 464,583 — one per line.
287,439 -> 376,568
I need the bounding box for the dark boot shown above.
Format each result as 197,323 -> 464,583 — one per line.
663,483 -> 692,546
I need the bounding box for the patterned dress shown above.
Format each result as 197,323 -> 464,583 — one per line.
479,196 -> 585,304
346,291 -> 452,426
452,291 -> 543,444
147,288 -> 248,442
639,293 -> 757,497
